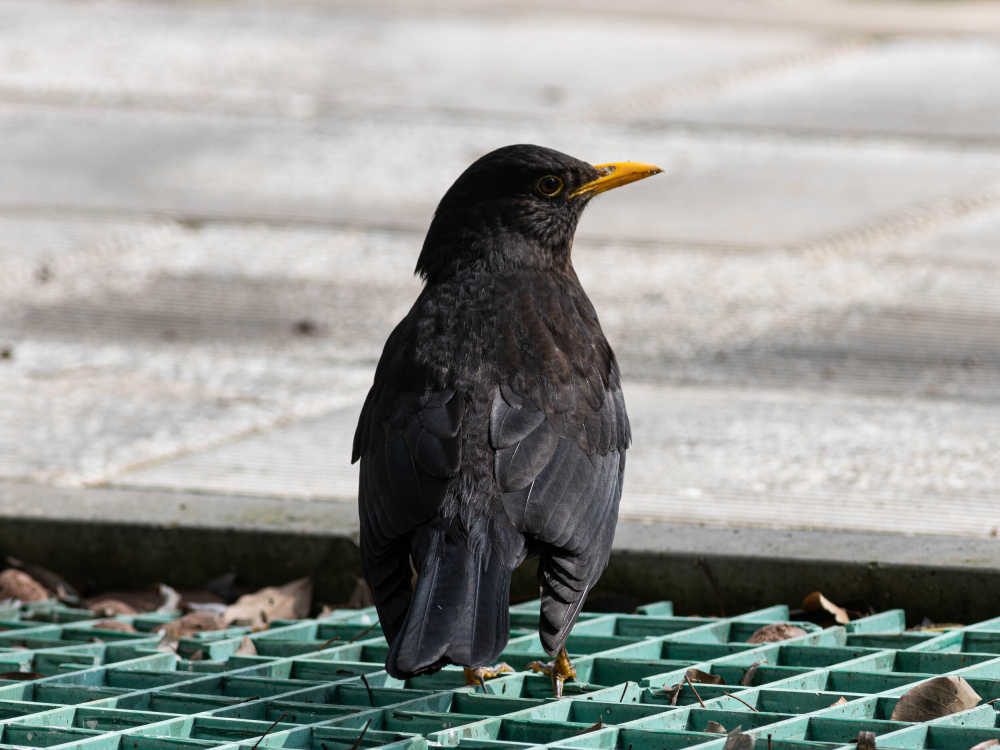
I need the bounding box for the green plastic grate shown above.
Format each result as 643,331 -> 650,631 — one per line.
0,599 -> 999,750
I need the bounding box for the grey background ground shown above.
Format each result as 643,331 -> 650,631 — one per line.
1,0 -> 999,607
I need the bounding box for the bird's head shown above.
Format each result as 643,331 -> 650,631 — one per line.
416,144 -> 661,282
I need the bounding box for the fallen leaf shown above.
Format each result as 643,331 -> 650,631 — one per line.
890,676 -> 981,722
185,602 -> 228,616
224,578 -> 312,632
686,668 -> 724,685
724,727 -> 754,750
802,592 -> 850,625
909,621 -> 964,632
178,589 -> 226,608
740,659 -> 767,686
187,649 -> 204,662
156,638 -> 178,655
83,587 -> 162,613
663,683 -> 682,705
831,697 -> 848,707
235,635 -> 258,656
156,584 -> 181,613
0,671 -> 45,680
856,731 -> 876,750
0,569 -> 49,602
5,558 -> 77,604
155,610 -> 227,642
705,721 -> 728,734
748,624 -> 807,643
969,740 -> 999,750
93,620 -> 136,633
572,720 -> 603,736
89,599 -> 138,617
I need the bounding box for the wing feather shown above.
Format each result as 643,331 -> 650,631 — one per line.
353,317 -> 464,646
491,377 -> 629,656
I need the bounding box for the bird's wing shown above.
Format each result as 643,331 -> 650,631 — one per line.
352,318 -> 465,645
491,362 -> 629,656
355,360 -> 526,674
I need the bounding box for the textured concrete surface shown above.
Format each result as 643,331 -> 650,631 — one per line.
1,0 -> 999,601
113,383 -> 1000,538
4,111 -> 1000,242
0,2 -> 823,118
666,39 -> 1000,142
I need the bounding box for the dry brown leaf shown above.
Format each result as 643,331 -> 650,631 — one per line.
89,599 -> 138,617
0,569 -> 49,602
235,635 -> 258,656
224,578 -> 312,632
910,622 -> 964,632
184,602 -> 227,616
686,668 -> 724,685
724,727 -> 754,750
84,587 -> 161,613
748,623 -> 808,644
890,676 -> 981,722
5,558 -> 77,603
178,589 -> 226,609
93,620 -> 136,633
856,731 -> 876,750
0,671 -> 45,680
155,610 -> 227,642
802,592 -> 850,625
969,740 -> 999,750
664,683 -> 683,705
705,721 -> 728,734
572,720 -> 604,736
831,697 -> 848,707
740,659 -> 767,686
156,639 -> 178,654
157,584 -> 181,613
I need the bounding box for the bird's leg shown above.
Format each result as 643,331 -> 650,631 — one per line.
464,662 -> 514,692
526,647 -> 577,698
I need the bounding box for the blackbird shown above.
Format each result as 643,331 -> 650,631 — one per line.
352,144 -> 661,695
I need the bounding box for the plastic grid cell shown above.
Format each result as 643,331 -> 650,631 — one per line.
0,601 -> 994,750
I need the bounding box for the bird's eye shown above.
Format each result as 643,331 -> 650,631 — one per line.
535,175 -> 564,197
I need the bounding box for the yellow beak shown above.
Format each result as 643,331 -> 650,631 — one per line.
570,161 -> 663,198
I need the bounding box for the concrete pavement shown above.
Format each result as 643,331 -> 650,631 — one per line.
1,0 -> 999,605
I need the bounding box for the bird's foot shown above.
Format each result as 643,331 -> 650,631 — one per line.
464,662 -> 514,691
526,647 -> 576,698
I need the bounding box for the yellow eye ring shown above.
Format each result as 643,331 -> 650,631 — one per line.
535,175 -> 563,197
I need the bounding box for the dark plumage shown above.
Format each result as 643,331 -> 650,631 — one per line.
352,144 -> 661,682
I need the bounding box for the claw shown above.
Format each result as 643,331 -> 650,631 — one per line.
464,662 -> 514,692
527,647 -> 577,698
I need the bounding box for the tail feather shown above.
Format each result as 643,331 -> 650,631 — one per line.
387,515 -> 523,678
